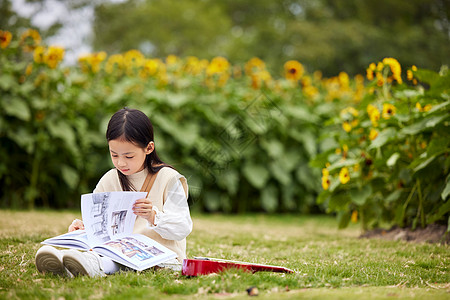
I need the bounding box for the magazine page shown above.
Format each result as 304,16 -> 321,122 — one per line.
81,191 -> 147,247
41,230 -> 90,251
93,233 -> 177,271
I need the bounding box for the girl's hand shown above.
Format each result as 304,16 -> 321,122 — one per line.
68,219 -> 85,232
133,198 -> 156,225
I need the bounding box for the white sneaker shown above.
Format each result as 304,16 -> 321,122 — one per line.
35,245 -> 73,277
63,250 -> 106,277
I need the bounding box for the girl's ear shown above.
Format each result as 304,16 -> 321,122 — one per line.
145,141 -> 155,155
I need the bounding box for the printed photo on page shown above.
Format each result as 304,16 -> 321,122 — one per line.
81,191 -> 147,246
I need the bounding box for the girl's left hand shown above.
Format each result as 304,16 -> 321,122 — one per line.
133,198 -> 156,225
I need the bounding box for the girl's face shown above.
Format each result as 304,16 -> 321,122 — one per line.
108,139 -> 154,176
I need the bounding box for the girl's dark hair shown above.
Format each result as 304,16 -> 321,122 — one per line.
106,108 -> 168,191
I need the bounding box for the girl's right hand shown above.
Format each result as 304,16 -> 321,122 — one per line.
68,219 -> 85,232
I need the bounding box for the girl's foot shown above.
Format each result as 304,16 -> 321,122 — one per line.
62,250 -> 106,277
35,246 -> 73,277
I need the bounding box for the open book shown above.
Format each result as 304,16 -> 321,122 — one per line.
42,191 -> 177,271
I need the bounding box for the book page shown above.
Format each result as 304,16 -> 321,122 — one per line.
93,233 -> 177,271
81,191 -> 147,247
42,230 -> 90,251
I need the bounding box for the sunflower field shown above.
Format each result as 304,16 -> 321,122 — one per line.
1,29 -> 449,230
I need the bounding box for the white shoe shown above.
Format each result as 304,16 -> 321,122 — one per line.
35,246 -> 73,277
63,250 -> 106,277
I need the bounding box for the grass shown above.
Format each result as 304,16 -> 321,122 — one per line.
0,210 -> 449,299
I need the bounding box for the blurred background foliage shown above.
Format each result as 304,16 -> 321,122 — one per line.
1,0 -> 450,76
0,0 -> 449,230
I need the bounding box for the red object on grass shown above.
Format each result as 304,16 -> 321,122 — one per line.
181,258 -> 294,276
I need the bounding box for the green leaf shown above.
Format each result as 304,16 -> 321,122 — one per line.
261,139 -> 284,158
204,190 -> 221,211
401,114 -> 449,135
385,189 -> 402,203
269,161 -> 291,186
242,162 -> 269,189
349,185 -> 372,205
0,74 -> 17,90
152,115 -> 199,148
217,169 -> 239,196
328,192 -> 351,211
7,128 -> 35,153
328,158 -> 360,172
61,165 -> 79,190
414,69 -> 440,85
3,98 -> 31,121
425,100 -> 450,114
410,153 -> 441,173
368,128 -> 396,149
288,129 -> 317,157
386,152 -> 400,167
393,89 -> 423,99
395,204 -> 405,227
337,211 -> 351,229
261,184 -> 278,212
427,137 -> 450,157
316,190 -> 331,204
442,175 -> 450,200
428,199 -> 450,224
296,165 -> 318,192
413,156 -> 436,173
286,106 -> 319,123
46,120 -> 77,150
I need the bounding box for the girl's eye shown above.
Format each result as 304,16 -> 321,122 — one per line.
126,156 -> 134,159
112,155 -> 118,158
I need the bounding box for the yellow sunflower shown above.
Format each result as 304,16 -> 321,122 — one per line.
382,103 -> 396,119
321,168 -> 330,190
369,128 -> 379,141
339,167 -> 350,184
43,46 -> 65,69
0,30 -> 12,49
284,60 -> 304,81
20,29 -> 41,52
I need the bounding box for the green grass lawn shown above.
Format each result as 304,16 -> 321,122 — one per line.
0,210 -> 449,299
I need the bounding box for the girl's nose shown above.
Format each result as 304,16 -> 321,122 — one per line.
117,158 -> 126,167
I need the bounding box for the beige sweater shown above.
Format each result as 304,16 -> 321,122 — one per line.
93,167 -> 190,261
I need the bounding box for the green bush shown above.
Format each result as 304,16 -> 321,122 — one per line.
1,29 -> 333,212
311,59 -> 450,230
2,29 -> 448,231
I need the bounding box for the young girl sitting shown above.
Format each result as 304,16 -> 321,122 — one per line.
35,108 -> 193,277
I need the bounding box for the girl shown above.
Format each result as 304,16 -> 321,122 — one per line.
35,108 -> 193,277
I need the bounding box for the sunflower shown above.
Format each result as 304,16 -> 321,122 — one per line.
124,49 -> 145,74
366,63 -> 376,81
245,57 -> 266,76
105,54 -> 124,74
367,104 -> 380,127
33,46 -> 45,64
369,128 -> 379,141
0,30 -> 12,49
321,168 -> 330,190
20,29 -> 41,52
284,60 -> 304,81
382,103 -> 396,119
351,210 -> 358,223
140,58 -> 160,78
43,46 -> 65,69
207,56 -> 230,75
342,121 -> 352,133
382,57 -> 402,84
339,167 -> 350,184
